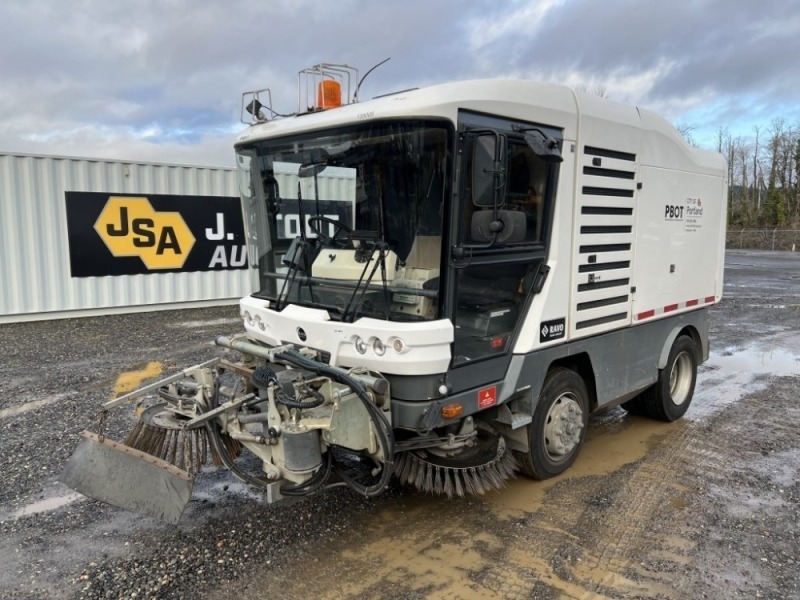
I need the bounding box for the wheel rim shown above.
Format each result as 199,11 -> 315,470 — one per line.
543,393 -> 584,461
669,351 -> 693,405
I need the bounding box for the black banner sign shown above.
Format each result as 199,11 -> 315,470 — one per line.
65,191 -> 248,277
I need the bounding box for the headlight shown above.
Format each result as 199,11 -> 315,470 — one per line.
244,311 -> 254,326
372,338 -> 386,356
254,315 -> 266,331
392,338 -> 405,353
354,336 -> 368,354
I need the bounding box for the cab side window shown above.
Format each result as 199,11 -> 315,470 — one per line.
506,143 -> 545,243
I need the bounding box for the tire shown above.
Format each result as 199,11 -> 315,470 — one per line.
622,335 -> 698,422
516,367 -> 589,480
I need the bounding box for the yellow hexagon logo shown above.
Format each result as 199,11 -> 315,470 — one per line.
94,196 -> 196,270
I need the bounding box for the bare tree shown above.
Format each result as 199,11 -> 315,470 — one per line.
706,119 -> 800,228
675,122 -> 698,147
576,84 -> 609,98
753,125 -> 761,215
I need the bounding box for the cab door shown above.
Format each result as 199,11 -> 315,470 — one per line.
447,111 -> 563,389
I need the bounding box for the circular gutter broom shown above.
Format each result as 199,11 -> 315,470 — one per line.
124,404 -> 242,473
394,427 -> 517,498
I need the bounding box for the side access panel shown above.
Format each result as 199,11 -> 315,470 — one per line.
631,166 -> 726,324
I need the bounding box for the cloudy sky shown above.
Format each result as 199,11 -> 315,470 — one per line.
1,0 -> 798,167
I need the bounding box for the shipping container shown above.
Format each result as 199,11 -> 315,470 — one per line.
0,152 -> 256,322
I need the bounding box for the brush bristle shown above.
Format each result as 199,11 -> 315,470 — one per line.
394,447 -> 518,498
124,423 -> 242,472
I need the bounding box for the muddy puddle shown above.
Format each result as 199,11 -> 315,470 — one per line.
490,412 -> 676,519
693,343 -> 800,418
710,347 -> 800,376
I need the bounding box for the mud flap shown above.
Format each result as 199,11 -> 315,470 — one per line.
60,431 -> 194,524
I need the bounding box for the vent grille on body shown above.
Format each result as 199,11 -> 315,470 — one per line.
571,146 -> 638,336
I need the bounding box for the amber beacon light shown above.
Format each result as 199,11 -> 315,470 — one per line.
317,80 -> 342,109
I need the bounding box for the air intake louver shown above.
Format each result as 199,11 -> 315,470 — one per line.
571,146 -> 638,336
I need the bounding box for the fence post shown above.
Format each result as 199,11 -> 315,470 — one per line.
740,228 -> 744,249
772,227 -> 778,251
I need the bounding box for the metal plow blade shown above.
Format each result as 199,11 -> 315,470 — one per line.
60,430 -> 194,524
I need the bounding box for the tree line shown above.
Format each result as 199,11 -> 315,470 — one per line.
680,121 -> 800,228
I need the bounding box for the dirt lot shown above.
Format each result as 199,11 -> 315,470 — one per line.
0,249 -> 798,600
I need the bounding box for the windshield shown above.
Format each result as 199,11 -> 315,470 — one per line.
236,120 -> 451,323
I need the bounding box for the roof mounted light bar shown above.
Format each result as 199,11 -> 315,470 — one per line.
240,62 -> 366,125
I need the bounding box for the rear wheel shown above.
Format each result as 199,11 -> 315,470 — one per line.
516,368 -> 589,480
623,335 -> 698,422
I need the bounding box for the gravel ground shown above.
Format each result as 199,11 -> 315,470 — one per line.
0,249 -> 799,599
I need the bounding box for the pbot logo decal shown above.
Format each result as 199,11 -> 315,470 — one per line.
664,204 -> 684,220
478,386 -> 497,409
94,197 -> 196,270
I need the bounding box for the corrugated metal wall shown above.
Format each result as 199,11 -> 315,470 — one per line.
0,153 -> 256,322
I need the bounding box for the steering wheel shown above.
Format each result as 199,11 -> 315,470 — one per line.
307,216 -> 354,248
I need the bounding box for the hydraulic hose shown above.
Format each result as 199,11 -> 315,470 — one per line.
275,350 -> 395,497
212,337 -> 395,497
205,385 -> 334,497
204,386 -> 272,490
275,387 -> 325,410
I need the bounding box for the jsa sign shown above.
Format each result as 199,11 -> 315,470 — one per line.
66,192 -> 248,277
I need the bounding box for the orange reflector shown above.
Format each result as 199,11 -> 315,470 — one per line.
441,403 -> 463,419
317,80 -> 342,109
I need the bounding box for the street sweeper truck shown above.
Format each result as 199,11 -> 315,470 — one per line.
62,63 -> 728,522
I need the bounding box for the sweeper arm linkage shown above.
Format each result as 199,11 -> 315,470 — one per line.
102,358 -> 221,411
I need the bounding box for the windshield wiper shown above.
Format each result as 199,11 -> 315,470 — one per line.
342,240 -> 392,322
275,182 -> 316,311
341,184 -> 394,322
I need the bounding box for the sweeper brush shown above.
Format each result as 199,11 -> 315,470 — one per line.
61,337 -> 523,524
394,429 -> 518,498
124,404 -> 242,473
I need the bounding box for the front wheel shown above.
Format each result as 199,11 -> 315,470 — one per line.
516,368 -> 589,480
623,335 -> 698,422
